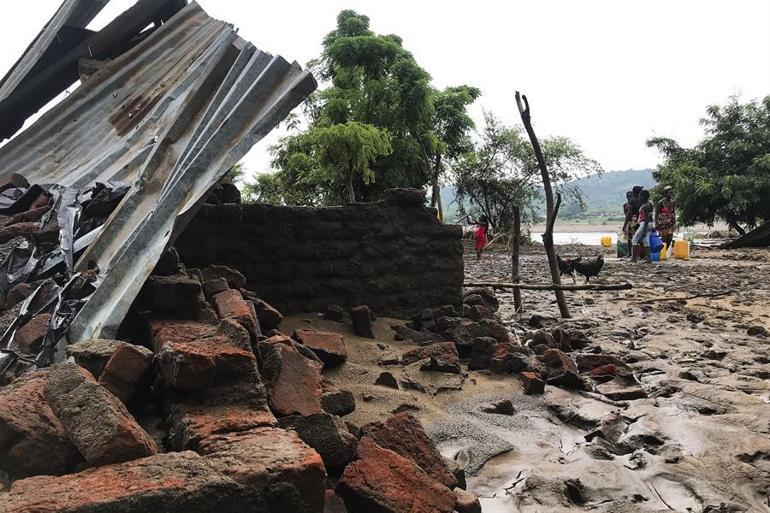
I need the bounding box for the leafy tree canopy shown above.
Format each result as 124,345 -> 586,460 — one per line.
454,113 -> 601,231
265,10 -> 478,205
647,95 -> 770,234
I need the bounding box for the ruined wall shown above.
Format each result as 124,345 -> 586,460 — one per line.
176,189 -> 464,317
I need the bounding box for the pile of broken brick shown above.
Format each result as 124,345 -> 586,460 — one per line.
0,252 -> 481,513
390,287 -> 647,401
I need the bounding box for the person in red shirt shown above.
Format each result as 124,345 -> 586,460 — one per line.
467,214 -> 490,260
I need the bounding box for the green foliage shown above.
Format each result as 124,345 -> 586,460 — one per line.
454,113 -> 601,231
648,95 -> 770,233
270,10 -> 478,205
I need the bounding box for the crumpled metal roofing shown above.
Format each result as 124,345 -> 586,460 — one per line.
0,1 -> 316,346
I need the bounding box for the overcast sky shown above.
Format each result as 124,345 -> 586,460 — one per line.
1,1 -> 768,180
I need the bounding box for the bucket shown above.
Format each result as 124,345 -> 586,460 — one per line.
674,240 -> 690,260
617,240 -> 630,258
600,235 -> 612,247
650,251 -> 661,261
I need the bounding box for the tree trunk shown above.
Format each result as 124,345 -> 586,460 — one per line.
345,174 -> 356,203
728,220 -> 746,236
511,204 -> 522,315
430,156 -> 444,221
515,91 -> 570,318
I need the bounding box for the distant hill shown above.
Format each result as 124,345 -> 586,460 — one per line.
438,168 -> 657,222
559,169 -> 656,218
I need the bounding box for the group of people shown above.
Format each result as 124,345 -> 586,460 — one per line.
622,185 -> 676,262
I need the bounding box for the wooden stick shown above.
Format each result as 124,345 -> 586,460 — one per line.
636,289 -> 733,304
516,91 -> 571,318
464,281 -> 633,291
511,204 -> 522,314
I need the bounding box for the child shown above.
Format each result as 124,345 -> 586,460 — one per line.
467,214 -> 490,260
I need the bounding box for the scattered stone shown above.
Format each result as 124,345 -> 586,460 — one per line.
454,487 -> 482,513
251,297 -> 283,330
420,355 -> 462,374
686,311 -> 706,324
520,371 -> 545,395
98,343 -> 154,402
211,289 -> 259,340
0,451 -> 255,513
0,370 -> 80,479
481,399 -> 515,415
43,362 -> 157,466
435,317 -> 487,356
336,437 -> 456,513
153,246 -> 180,276
478,319 -> 511,343
350,305 -> 375,338
321,390 -> 356,417
402,341 -> 459,366
202,277 -> 229,300
158,338 -> 257,391
361,412 -> 457,488
575,353 -> 631,373
462,303 -> 494,321
489,344 -> 536,374
198,427 -> 326,512
294,329 -> 347,368
463,287 -> 499,312
469,337 -> 497,370
201,265 -> 247,290
259,338 -> 323,417
528,313 -> 557,328
13,313 -> 50,354
279,413 -> 358,471
596,377 -> 647,401
323,304 -> 346,321
394,325 -> 444,345
374,371 -> 399,389
5,282 -> 32,309
168,404 -> 277,451
65,338 -> 127,378
747,325 -> 769,337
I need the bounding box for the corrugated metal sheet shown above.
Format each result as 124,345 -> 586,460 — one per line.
0,0 -> 110,101
0,1 -> 316,344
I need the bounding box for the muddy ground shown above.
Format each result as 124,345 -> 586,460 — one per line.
285,242 -> 770,513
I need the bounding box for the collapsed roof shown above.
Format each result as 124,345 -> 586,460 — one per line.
0,0 -> 316,375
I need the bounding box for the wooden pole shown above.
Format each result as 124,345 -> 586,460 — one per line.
515,91 -> 571,318
511,204 -> 522,314
464,281 -> 632,291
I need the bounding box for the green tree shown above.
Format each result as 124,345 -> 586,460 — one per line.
270,10 -> 478,206
647,95 -> 770,234
454,113 -> 600,231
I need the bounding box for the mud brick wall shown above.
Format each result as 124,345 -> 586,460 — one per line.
176,189 -> 463,317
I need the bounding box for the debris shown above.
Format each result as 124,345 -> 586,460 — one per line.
259,338 -> 323,417
65,339 -> 127,378
321,390 -> 356,417
401,341 -> 459,367
336,437 -> 456,513
482,399 -> 515,415
293,329 -> 348,368
43,362 -> 157,466
350,305 -> 375,338
98,343 -> 153,403
323,305 -> 346,321
520,371 -> 545,395
374,371 -> 399,389
279,413 -> 358,471
454,487 -> 482,513
361,412 -> 457,488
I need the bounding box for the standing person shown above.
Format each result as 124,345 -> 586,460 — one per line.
467,214 -> 490,260
632,190 -> 655,263
622,186 -> 643,258
621,191 -> 634,257
655,185 -> 676,251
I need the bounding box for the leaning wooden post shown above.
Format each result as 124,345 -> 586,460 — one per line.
515,91 -> 571,318
511,204 -> 522,315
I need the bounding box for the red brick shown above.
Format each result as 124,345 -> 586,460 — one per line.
212,289 -> 259,339
198,427 -> 326,513
519,371 -> 545,395
401,341 -> 459,366
98,343 -> 154,402
0,451 -> 251,513
13,313 -> 50,354
361,412 -> 457,488
336,437 -> 455,513
168,405 -> 277,450
293,329 -> 347,367
260,340 -> 323,417
158,338 -> 257,391
0,370 -> 80,479
43,363 -> 157,466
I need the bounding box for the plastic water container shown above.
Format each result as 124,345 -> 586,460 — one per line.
674,240 -> 690,260
600,235 -> 612,247
660,243 -> 668,261
651,251 -> 661,262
